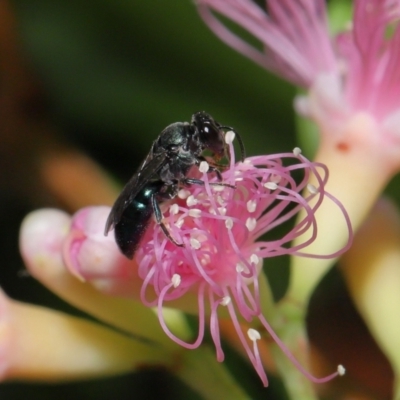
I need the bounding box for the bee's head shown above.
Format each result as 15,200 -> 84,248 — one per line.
191,111 -> 226,160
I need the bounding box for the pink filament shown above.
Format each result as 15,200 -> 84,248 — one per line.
196,0 -> 336,87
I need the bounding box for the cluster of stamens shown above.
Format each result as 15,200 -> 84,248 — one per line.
135,135 -> 350,386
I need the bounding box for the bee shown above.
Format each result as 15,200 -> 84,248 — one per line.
104,111 -> 245,259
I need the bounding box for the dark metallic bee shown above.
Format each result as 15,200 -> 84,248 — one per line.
104,111 -> 245,259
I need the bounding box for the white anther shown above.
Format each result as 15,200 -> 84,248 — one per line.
190,238 -> 201,249
186,195 -> 198,207
212,185 -> 225,192
247,200 -> 257,213
218,207 -> 227,216
246,217 -> 256,232
247,328 -> 261,341
178,189 -> 190,199
225,130 -> 235,144
307,184 -> 318,194
200,254 -> 210,266
175,218 -> 185,228
169,204 -> 179,215
199,161 -> 209,173
236,262 -> 245,273
264,182 -> 278,190
225,218 -> 233,230
293,147 -> 302,156
171,274 -> 181,288
337,365 -> 346,376
250,254 -> 259,265
220,296 -> 231,306
189,209 -> 202,218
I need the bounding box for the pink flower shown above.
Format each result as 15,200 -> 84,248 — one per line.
197,0 -> 336,87
62,206 -> 140,297
197,1 -> 400,305
64,136 -> 351,386
134,139 -> 350,386
197,0 -> 400,163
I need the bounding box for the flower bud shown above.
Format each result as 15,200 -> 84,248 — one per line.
63,206 -> 138,297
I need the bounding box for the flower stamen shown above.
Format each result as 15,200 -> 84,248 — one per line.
135,136 -> 351,386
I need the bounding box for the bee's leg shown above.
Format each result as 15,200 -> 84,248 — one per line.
151,193 -> 184,247
183,178 -> 235,190
207,165 -> 223,181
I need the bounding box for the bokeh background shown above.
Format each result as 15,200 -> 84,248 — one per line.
0,1 -> 393,399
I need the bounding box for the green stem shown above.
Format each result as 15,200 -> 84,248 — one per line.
271,300 -> 319,400
176,346 -> 250,400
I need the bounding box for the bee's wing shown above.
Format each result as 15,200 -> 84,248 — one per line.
104,150 -> 168,235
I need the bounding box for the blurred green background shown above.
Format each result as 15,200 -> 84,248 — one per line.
1,1 -> 295,399
12,0 -> 296,164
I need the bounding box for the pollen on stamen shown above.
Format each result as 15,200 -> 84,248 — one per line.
250,254 -> 259,265
169,204 -> 179,215
337,365 -> 346,376
236,262 -> 245,273
246,217 -> 257,231
178,189 -> 190,199
201,254 -> 211,266
189,209 -> 202,218
293,147 -> 302,156
190,237 -> 201,249
247,328 -> 261,342
264,182 -> 278,190
307,184 -> 318,194
225,130 -> 235,144
234,170 -> 243,182
225,217 -> 233,230
187,195 -> 198,207
175,218 -> 184,228
218,207 -> 227,216
247,200 -> 257,213
220,296 -> 231,306
199,161 -> 209,173
171,274 -> 181,288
